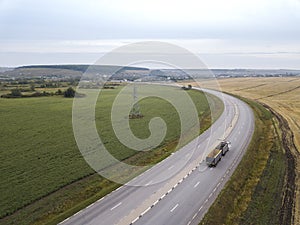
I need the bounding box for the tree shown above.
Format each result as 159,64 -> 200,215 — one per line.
64,87 -> 76,98
56,89 -> 63,95
11,89 -> 22,97
30,84 -> 35,91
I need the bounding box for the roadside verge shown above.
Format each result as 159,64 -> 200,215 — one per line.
200,95 -> 297,225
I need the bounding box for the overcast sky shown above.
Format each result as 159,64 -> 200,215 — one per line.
1,0 -> 300,68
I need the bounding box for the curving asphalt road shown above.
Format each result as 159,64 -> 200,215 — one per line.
60,88 -> 254,225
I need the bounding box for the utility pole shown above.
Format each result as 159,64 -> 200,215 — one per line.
129,82 -> 143,119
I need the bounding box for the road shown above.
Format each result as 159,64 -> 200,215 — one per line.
60,88 -> 254,225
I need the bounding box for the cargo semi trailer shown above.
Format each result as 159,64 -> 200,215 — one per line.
206,141 -> 230,167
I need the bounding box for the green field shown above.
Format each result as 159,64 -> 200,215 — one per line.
0,85 -> 223,224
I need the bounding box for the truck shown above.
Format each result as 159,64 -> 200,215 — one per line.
206,141 -> 230,167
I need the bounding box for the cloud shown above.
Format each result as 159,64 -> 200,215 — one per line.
0,0 -> 300,40
1,0 -> 300,67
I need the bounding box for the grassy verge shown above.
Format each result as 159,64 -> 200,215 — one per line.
200,96 -> 287,225
0,86 -> 223,225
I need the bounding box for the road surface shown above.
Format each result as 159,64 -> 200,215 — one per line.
60,88 -> 254,225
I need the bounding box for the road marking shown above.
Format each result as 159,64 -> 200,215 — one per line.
153,200 -> 159,206
168,165 -> 174,170
116,186 -> 122,191
170,203 -> 179,212
209,193 -> 213,198
87,203 -> 93,209
97,197 -> 105,202
111,202 -> 122,210
74,211 -> 81,216
145,180 -> 152,186
199,166 -> 208,172
141,207 -> 151,216
131,217 -> 139,224
192,213 -> 197,220
194,181 -> 200,188
59,217 -> 70,224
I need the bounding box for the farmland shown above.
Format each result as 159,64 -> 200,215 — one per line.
216,77 -> 300,225
200,77 -> 300,152
188,77 -> 300,225
0,84 -> 223,224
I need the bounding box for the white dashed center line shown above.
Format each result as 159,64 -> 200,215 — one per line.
194,181 -> 200,188
110,202 -> 122,211
168,165 -> 174,170
170,203 -> 179,212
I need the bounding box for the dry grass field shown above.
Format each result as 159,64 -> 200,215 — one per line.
201,77 -> 300,151
194,77 -> 300,224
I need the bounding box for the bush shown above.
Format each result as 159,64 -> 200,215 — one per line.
56,89 -> 63,95
11,89 -> 22,97
64,87 -> 76,98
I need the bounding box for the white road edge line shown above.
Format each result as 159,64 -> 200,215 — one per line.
131,217 -> 139,224
192,213 -> 197,220
141,207 -> 151,216
59,217 -> 70,224
97,196 -> 105,202
74,211 -> 81,216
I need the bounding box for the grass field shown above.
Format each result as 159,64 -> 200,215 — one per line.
0,85 -> 223,224
183,77 -> 299,225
